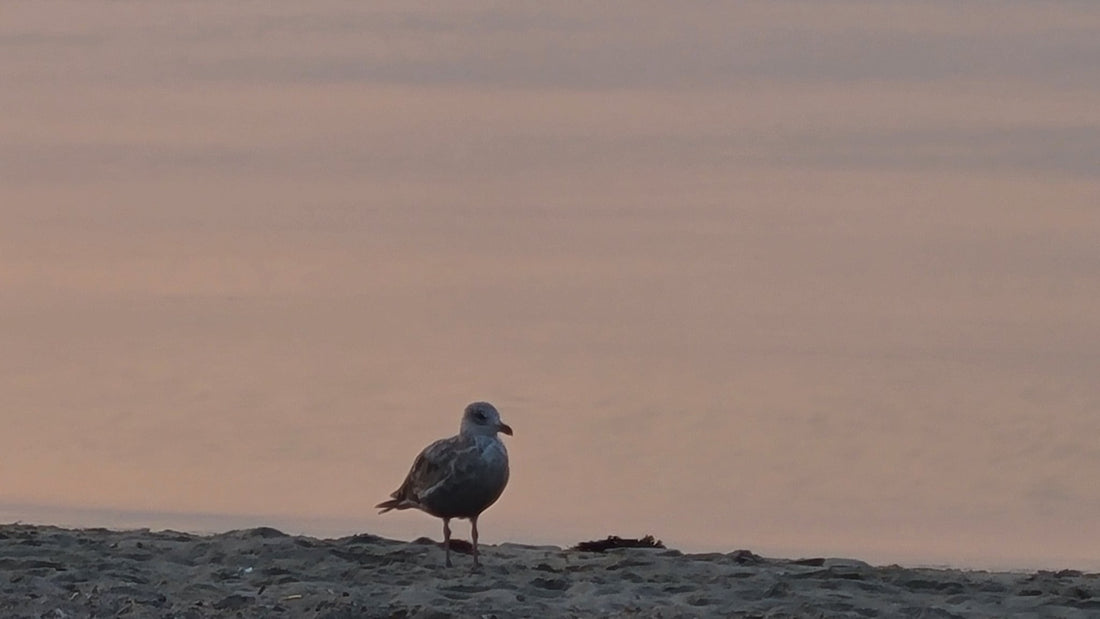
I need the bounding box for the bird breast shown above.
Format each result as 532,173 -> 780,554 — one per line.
477,435 -> 509,468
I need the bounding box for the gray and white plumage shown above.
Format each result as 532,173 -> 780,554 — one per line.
376,401 -> 513,567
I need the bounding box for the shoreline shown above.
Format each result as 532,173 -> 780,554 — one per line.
1,524 -> 1098,617
3,502 -> 1093,574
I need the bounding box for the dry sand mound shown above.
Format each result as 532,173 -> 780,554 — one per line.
1,524 -> 1097,618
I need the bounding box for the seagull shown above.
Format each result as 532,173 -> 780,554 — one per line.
376,401 -> 513,567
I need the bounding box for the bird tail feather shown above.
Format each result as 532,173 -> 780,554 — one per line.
375,498 -> 413,514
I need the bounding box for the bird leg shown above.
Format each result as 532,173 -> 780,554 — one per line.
470,515 -> 480,568
442,518 -> 453,567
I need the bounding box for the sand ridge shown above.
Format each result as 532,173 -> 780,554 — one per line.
1,524 -> 1097,617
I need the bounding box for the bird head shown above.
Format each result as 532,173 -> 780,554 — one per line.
460,401 -> 513,438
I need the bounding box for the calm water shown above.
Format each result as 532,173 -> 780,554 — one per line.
2,2 -> 1099,570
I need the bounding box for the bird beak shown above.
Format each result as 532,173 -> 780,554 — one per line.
498,422 -> 514,436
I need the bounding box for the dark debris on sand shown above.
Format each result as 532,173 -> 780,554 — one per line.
571,535 -> 665,552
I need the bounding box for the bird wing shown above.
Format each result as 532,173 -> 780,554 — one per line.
377,436 -> 471,512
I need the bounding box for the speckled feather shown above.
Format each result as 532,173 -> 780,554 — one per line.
381,433 -> 510,519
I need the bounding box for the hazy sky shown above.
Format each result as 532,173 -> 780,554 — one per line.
2,2 -> 1099,570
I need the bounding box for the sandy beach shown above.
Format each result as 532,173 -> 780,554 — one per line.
1,525 -> 1097,618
